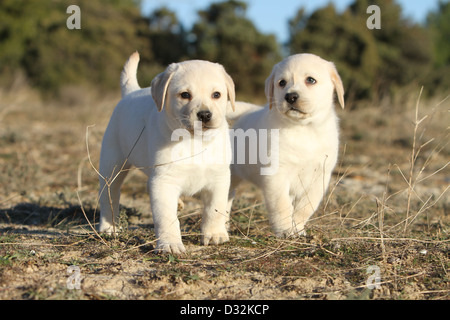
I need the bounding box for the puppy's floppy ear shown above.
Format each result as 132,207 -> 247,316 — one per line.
151,63 -> 178,112
265,64 -> 277,110
221,66 -> 236,112
329,63 -> 345,109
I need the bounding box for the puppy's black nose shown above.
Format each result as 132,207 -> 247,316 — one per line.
285,93 -> 299,105
197,110 -> 212,123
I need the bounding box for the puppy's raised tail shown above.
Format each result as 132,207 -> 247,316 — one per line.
120,51 -> 141,97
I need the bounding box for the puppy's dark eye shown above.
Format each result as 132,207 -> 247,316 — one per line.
180,92 -> 191,99
212,92 -> 221,99
306,77 -> 316,85
279,80 -> 287,88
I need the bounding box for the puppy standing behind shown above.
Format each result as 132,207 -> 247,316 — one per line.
228,53 -> 345,237
99,52 -> 236,254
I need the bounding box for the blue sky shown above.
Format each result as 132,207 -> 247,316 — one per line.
141,0 -> 440,43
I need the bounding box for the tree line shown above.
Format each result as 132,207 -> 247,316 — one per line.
0,0 -> 448,104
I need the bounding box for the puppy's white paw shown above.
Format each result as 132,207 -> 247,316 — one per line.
202,231 -> 229,246
274,226 -> 306,238
202,222 -> 229,246
98,222 -> 121,234
155,242 -> 186,255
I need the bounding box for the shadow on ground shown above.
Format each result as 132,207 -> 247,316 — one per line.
0,202 -> 98,231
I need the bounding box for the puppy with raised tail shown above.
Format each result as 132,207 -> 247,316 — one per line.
228,53 -> 345,237
99,52 -> 236,254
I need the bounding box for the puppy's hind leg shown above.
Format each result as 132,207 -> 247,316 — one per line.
226,174 -> 242,219
98,154 -> 130,234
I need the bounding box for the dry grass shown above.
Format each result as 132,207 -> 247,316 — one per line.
0,85 -> 448,300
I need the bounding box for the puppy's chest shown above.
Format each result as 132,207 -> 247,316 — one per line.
165,132 -> 231,166
176,165 -> 227,195
156,139 -> 231,195
279,129 -> 335,166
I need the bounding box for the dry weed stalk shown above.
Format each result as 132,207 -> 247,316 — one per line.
404,87 -> 426,232
393,89 -> 449,234
375,165 -> 392,262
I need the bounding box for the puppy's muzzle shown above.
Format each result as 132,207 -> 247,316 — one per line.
197,110 -> 213,123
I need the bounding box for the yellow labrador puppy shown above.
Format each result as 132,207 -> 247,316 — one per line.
229,53 -> 344,237
99,52 -> 236,254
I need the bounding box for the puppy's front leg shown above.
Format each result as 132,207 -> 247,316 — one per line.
201,177 -> 230,246
292,178 -> 328,235
263,182 -> 296,238
149,178 -> 186,254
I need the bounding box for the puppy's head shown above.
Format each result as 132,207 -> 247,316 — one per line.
151,60 -> 235,134
265,54 -> 344,123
